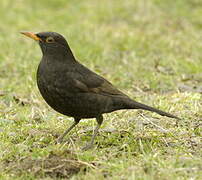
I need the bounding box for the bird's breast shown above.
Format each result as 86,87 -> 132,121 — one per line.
37,62 -> 69,109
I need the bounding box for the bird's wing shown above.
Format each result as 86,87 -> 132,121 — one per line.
88,80 -> 128,98
65,63 -> 128,98
70,74 -> 128,98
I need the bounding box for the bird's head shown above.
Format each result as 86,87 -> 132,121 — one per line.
21,31 -> 74,59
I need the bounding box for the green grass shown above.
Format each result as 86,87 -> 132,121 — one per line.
0,0 -> 201,179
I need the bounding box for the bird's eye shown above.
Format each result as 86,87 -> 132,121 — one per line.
46,36 -> 55,43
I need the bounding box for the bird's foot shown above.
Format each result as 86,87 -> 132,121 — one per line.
82,143 -> 94,151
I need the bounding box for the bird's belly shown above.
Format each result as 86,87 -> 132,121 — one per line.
37,82 -> 110,118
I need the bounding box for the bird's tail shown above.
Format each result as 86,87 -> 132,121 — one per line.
124,99 -> 180,119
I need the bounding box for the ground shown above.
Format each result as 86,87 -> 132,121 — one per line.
0,0 -> 201,179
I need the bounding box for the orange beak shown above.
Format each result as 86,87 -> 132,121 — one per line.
20,31 -> 42,41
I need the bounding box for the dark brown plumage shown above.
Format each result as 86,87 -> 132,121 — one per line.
21,31 -> 180,150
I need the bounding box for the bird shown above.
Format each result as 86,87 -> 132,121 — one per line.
21,31 -> 180,150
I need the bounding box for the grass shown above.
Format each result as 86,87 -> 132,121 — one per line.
0,0 -> 201,179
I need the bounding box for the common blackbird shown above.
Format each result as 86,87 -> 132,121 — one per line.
21,31 -> 179,150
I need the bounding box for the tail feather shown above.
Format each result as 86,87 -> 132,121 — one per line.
125,99 -> 180,120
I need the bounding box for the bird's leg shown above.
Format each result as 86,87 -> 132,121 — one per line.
57,118 -> 80,143
82,115 -> 103,151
